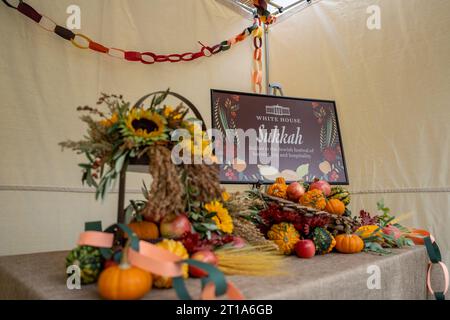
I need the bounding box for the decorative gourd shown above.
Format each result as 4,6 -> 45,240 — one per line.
267,222 -> 300,255
382,225 -> 402,240
312,227 -> 336,255
324,199 -> 346,216
98,243 -> 152,300
127,221 -> 159,240
66,245 -> 103,284
300,189 -> 327,210
328,186 -> 351,206
267,177 -> 288,199
153,239 -> 189,288
335,234 -> 364,254
356,225 -> 382,240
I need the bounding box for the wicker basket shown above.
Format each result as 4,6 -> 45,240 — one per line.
261,193 -> 359,234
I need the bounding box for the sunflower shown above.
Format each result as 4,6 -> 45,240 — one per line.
204,201 -> 234,234
124,108 -> 166,140
163,105 -> 174,118
221,191 -> 231,202
99,112 -> 118,127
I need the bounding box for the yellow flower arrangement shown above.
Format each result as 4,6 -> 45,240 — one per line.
125,108 -> 166,139
222,191 -> 230,202
205,201 -> 234,234
163,105 -> 183,120
99,112 -> 119,127
163,106 -> 173,118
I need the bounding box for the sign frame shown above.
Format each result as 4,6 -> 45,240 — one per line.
210,89 -> 350,185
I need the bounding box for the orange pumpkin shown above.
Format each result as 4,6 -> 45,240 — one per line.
325,199 -> 346,216
300,189 -> 326,210
127,221 -> 159,240
335,234 -> 364,254
267,177 -> 288,199
98,244 -> 152,300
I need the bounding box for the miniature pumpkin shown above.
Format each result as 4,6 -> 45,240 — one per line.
312,227 -> 336,255
127,221 -> 159,240
356,225 -> 382,240
66,245 -> 103,284
97,244 -> 152,300
328,186 -> 351,206
267,222 -> 300,255
325,199 -> 346,216
153,239 -> 189,288
335,234 -> 364,254
267,177 -> 288,199
300,189 -> 327,210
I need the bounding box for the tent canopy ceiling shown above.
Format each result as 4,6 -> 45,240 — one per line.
225,0 -> 310,16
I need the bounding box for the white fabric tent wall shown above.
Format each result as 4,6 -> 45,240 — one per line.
0,0 -> 449,267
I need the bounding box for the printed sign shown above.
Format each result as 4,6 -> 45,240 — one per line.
210,89 -> 349,184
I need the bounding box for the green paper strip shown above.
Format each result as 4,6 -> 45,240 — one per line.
84,221 -> 102,232
424,236 -> 441,264
172,259 -> 228,300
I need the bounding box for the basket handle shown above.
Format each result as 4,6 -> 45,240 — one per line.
133,91 -> 207,131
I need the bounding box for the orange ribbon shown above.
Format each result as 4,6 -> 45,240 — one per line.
77,231 -> 244,300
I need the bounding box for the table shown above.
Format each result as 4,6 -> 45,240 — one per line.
0,246 -> 431,300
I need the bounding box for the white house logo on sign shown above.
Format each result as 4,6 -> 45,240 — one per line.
265,105 -> 291,116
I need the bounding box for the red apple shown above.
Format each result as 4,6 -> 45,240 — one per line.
309,180 -> 331,196
103,259 -> 118,269
159,214 -> 192,239
232,236 -> 247,248
189,250 -> 219,278
383,225 -> 402,240
294,240 -> 316,259
286,182 -> 306,202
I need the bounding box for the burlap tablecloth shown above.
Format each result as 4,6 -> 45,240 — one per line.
0,246 -> 431,300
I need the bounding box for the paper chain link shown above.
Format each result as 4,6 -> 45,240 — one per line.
2,0 -> 260,66
424,236 -> 449,300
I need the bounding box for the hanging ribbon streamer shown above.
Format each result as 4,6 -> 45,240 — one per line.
77,221 -> 244,300
424,236 -> 449,300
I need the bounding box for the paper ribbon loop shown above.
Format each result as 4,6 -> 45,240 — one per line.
424,236 -> 442,264
201,281 -> 245,300
74,221 -> 245,300
427,262 -> 449,297
171,259 -> 228,300
424,235 -> 449,300
2,0 -> 21,9
78,231 -> 114,248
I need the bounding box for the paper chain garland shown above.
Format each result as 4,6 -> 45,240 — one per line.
424,235 -> 449,300
1,0 -> 276,93
80,221 -> 244,300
